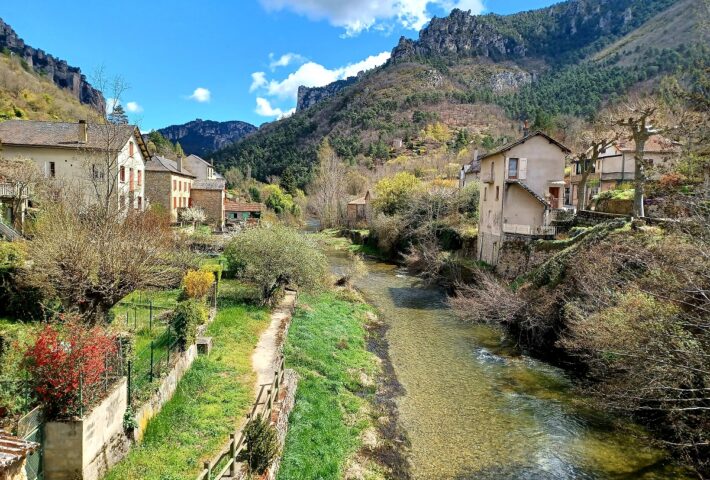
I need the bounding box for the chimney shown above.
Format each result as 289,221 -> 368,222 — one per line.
176,154 -> 183,173
78,120 -> 88,143
522,120 -> 530,137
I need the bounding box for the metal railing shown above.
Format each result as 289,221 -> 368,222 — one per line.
195,356 -> 285,480
0,182 -> 29,198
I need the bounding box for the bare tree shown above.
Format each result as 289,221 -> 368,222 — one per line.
612,97 -> 666,216
308,138 -> 348,228
569,119 -> 618,210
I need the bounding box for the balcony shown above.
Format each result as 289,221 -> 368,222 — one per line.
0,183 -> 29,198
502,223 -> 557,236
481,173 -> 495,184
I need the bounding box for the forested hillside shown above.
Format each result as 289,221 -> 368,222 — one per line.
208,0 -> 708,190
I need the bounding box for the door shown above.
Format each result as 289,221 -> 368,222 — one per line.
548,187 -> 560,209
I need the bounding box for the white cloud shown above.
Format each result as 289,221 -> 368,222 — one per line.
105,97 -> 119,114
269,52 -> 306,70
125,101 -> 143,113
254,51 -> 390,101
250,72 -> 268,92
188,87 -> 211,103
255,97 -> 296,119
259,0 -> 484,37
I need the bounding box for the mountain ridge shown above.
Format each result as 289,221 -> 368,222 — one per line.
156,118 -> 257,157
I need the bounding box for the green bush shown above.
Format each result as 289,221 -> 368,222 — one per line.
224,225 -> 327,303
170,300 -> 208,350
239,415 -> 279,475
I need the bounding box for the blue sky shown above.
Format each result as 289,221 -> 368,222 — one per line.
2,0 -> 556,131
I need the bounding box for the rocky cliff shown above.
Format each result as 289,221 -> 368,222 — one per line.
296,76 -> 359,112
157,119 -> 257,157
391,0 -> 678,63
0,17 -> 105,112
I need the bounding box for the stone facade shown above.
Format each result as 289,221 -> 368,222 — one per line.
191,188 -> 225,228
143,170 -> 193,222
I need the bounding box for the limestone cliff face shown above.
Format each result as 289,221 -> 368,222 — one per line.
156,119 -> 257,157
0,17 -> 105,111
296,76 -> 359,112
391,0 -> 677,62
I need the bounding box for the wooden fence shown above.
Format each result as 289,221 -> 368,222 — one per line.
195,356 -> 286,480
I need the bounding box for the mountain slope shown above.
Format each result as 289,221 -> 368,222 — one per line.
156,119 -> 257,157
0,50 -> 100,122
0,17 -> 104,111
209,0 -> 708,190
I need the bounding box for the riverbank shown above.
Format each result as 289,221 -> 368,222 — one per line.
277,290 -> 409,480
105,280 -> 270,480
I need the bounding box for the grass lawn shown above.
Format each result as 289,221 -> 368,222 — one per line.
105,279 -> 269,480
277,291 -> 382,480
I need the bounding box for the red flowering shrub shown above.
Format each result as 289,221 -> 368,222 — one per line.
23,321 -> 119,419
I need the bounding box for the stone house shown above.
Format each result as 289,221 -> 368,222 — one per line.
346,191 -> 371,226
0,120 -> 148,212
477,131 -> 570,265
144,155 -> 195,222
459,149 -> 481,188
568,134 -> 681,209
224,200 -> 264,226
182,154 -> 225,228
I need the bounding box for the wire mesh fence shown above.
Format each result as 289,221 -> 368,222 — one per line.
126,325 -> 181,404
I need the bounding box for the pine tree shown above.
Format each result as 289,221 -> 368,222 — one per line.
108,104 -> 129,125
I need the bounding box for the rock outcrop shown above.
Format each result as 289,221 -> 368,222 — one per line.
156,119 -> 257,157
0,17 -> 105,111
296,76 -> 359,112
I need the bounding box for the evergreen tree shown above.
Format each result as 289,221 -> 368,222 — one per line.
108,104 -> 129,125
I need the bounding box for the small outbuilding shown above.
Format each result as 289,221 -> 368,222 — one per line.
224,201 -> 264,226
347,191 -> 371,226
0,431 -> 39,480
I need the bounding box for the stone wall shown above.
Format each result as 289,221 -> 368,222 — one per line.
191,189 -> 224,228
495,237 -> 558,280
575,209 -> 629,226
43,378 -> 129,480
133,344 -> 198,442
1,459 -> 27,480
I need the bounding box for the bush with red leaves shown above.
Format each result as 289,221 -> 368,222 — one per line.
23,321 -> 119,419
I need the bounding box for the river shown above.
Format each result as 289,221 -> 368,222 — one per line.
321,236 -> 693,480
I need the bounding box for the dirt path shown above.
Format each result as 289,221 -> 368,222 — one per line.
252,290 -> 297,389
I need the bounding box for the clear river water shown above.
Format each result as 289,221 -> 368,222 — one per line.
322,238 -> 694,480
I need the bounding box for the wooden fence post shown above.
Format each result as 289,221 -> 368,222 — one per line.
229,433 -> 236,476
203,461 -> 211,480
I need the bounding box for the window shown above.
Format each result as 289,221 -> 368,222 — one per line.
129,141 -> 134,158
129,169 -> 134,191
490,161 -> 494,179
49,161 -> 56,178
173,197 -> 177,209
120,166 -> 125,182
92,164 -> 105,181
483,187 -> 487,201
137,196 -> 142,210
137,170 -> 142,186
495,186 -> 500,201
508,158 -> 519,179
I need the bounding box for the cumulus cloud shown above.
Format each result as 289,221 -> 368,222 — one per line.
254,51 -> 390,101
188,87 -> 211,103
259,0 -> 484,36
269,52 -> 307,70
255,97 -> 296,119
125,101 -> 143,113
250,72 -> 268,93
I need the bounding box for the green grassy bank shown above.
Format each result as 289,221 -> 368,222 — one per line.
277,291 -> 384,480
105,280 -> 269,480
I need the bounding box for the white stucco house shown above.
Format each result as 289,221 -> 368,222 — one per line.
0,119 -> 149,212
477,131 -> 570,265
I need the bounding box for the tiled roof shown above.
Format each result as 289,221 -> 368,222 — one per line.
192,178 -> 225,190
145,156 -> 196,177
224,201 -> 264,212
479,131 -> 571,161
185,154 -> 224,180
0,432 -> 39,469
0,120 -> 146,156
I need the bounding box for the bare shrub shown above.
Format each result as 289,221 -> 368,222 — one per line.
449,274 -> 525,326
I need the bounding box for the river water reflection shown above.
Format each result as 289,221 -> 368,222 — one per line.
323,242 -> 693,480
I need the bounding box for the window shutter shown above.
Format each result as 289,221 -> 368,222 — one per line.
504,157 -> 509,179
519,158 -> 528,180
